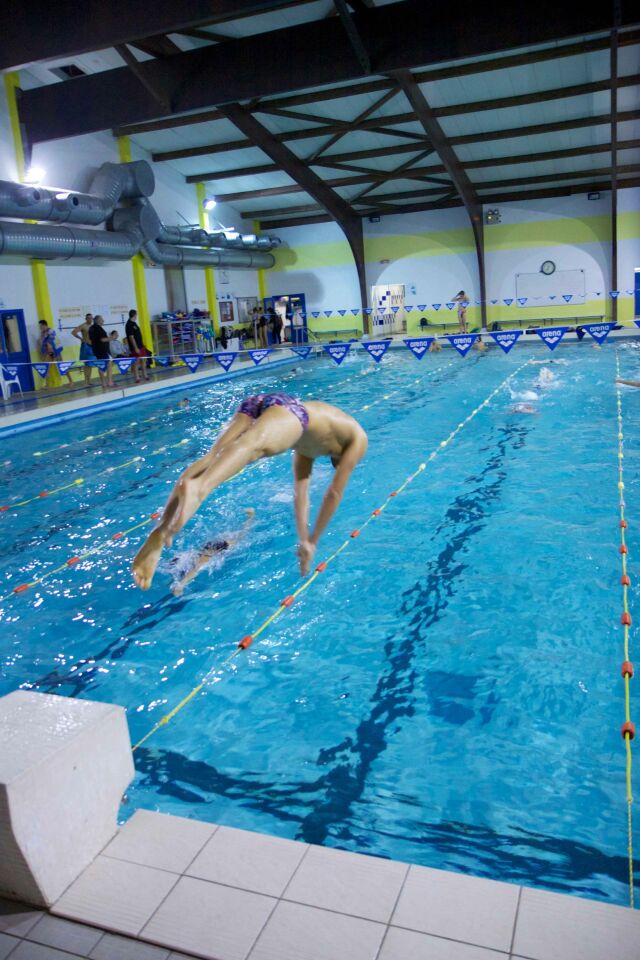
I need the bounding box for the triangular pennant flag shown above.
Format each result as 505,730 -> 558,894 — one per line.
503,298 -> 514,306
626,290 -> 634,296
2,363 -> 20,379
290,346 -> 312,359
404,305 -> 414,313
474,299 -> 481,305
32,363 -> 49,378
213,351 -> 237,371
391,306 -> 400,313
154,356 -> 171,367
90,359 -> 108,371
114,358 -> 135,374
337,309 -> 347,316
351,309 -> 360,316
446,301 -> 456,310
581,322 -> 615,344
535,326 -> 570,351
562,294 -> 573,302
322,342 -> 351,365
549,295 -> 557,301
324,310 -> 333,317
446,334 -> 479,357
57,360 -> 75,375
490,299 -> 499,305
489,330 -> 523,354
517,297 -> 528,306
634,320 -> 640,330
432,303 -> 442,311
362,340 -> 390,363
311,311 -> 321,318
403,337 -> 433,359
594,292 -> 602,297
180,353 -> 204,373
364,307 -> 373,315
248,349 -> 271,365
417,304 -> 427,310
610,290 -> 620,298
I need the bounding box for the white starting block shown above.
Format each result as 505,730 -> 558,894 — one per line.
0,690 -> 134,906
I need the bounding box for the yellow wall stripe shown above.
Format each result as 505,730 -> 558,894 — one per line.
117,135 -> 153,348
196,182 -> 220,334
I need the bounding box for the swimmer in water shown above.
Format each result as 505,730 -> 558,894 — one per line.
534,366 -> 557,388
616,378 -> 640,388
171,509 -> 255,595
429,339 -> 442,353
510,403 -> 538,415
132,393 -> 368,589
474,336 -> 488,353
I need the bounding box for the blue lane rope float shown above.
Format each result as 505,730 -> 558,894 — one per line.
615,351 -> 636,909
131,358 -> 531,752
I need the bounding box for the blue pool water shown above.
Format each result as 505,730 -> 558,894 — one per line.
1,344 -> 638,905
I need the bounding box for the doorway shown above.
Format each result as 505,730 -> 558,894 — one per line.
164,267 -> 188,314
0,309 -> 34,392
263,293 -> 307,344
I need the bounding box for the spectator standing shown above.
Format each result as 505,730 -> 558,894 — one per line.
125,309 -> 150,384
88,314 -> 114,388
38,320 -> 73,388
72,313 -> 96,386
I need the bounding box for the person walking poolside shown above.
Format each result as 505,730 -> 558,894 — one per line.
72,313 -> 96,386
125,309 -> 150,383
88,315 -> 114,388
132,394 -> 368,590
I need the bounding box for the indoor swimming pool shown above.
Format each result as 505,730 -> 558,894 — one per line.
1,343 -> 637,906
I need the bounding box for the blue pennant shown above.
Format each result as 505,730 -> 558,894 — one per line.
324,310 -> 333,317
289,346 -> 312,359
181,353 -> 204,373
517,297 -> 528,306
391,306 -> 400,313
351,308 -> 360,316
489,330 -> 523,354
3,363 -> 20,378
322,342 -> 351,365
549,295 -> 557,301
403,337 -> 433,359
364,307 -> 373,315
57,360 -> 75,375
417,304 -> 427,310
32,363 -> 49,378
404,305 -> 414,313
90,359 -> 108,371
248,349 -> 271,365
535,327 -> 570,351
446,334 -> 478,357
311,311 -> 321,318
213,352 -> 237,371
581,322 -> 615,344
362,340 -> 390,363
562,294 -> 573,302
610,290 -> 620,298
491,299 -> 499,305
154,356 -> 171,367
503,298 -> 514,306
337,309 -> 347,316
446,301 -> 455,310
114,358 -> 135,374
432,303 -> 442,311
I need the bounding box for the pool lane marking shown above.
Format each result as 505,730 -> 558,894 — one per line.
132,358 -> 531,753
615,352 -> 636,909
28,407 -> 188,459
0,358 -> 460,599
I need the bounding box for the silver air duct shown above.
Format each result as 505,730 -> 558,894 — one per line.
0,219 -> 138,260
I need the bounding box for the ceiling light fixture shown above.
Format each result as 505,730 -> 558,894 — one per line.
203,197 -> 217,211
24,167 -> 46,184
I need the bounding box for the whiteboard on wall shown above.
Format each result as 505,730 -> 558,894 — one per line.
515,269 -> 585,306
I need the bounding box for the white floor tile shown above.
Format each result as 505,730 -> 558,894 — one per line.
283,845 -> 408,922
379,927 -> 507,960
27,915 -> 103,955
8,941 -> 86,960
103,810 -> 216,874
248,900 -> 385,960
0,933 -> 18,960
186,826 -> 307,897
513,886 -> 640,960
52,856 -> 177,936
90,932 -> 170,959
391,866 -> 519,952
0,900 -> 43,938
141,876 -> 275,960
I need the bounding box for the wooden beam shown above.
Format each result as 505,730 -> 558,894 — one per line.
333,0 -> 371,74
115,44 -> 172,113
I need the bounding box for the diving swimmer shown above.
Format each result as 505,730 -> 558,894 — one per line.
132,393 -> 368,589
171,509 -> 255,595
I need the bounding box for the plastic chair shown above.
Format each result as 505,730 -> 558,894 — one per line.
0,364 -> 23,400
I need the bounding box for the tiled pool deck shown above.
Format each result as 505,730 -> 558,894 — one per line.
2,810 -> 639,960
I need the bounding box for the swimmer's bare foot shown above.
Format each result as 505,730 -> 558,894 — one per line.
132,527 -> 165,589
168,477 -> 202,535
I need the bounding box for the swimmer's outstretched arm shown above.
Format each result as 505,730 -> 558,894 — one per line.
616,378 -> 640,388
172,508 -> 255,595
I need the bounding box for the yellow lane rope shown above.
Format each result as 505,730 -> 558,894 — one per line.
1,357 -> 457,602
29,407 -> 187,459
132,358 -> 530,753
615,351 -> 636,908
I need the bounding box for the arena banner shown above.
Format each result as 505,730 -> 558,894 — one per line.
417,304 -> 427,310
114,358 -> 135,374
180,353 -> 204,373
311,311 -> 320,318
3,363 -> 21,379
322,343 -> 351,365
248,349 -> 271,365
213,352 -> 237,371
362,340 -> 390,363
57,360 -> 75,375
351,308 -> 360,316
489,330 -> 523,354
337,309 -> 347,316
289,346 -> 313,359
154,356 -> 171,367
582,322 -> 616,344
535,327 -> 570,351
89,359 -> 108,371
446,334 -> 478,357
324,310 -> 333,317
403,337 -> 433,359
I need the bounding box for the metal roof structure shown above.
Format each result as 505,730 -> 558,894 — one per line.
3,0 -> 638,322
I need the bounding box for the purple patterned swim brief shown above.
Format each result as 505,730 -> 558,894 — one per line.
238,392 -> 309,431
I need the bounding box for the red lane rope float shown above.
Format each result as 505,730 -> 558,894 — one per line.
131,358 -> 531,753
615,351 -> 636,909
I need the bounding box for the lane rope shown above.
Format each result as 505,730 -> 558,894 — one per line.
615,351 -> 636,908
131,358 -> 530,752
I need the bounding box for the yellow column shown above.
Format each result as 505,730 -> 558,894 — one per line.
117,135 -> 152,349
4,72 -> 56,389
195,182 -> 220,334
253,219 -> 267,305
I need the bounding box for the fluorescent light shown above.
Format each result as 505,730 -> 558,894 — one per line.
223,229 -> 239,240
242,234 -> 257,243
24,167 -> 46,184
55,191 -> 70,200
203,197 -> 217,210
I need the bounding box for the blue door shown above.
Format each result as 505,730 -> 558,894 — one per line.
635,270 -> 640,319
263,294 -> 307,344
0,309 -> 35,393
